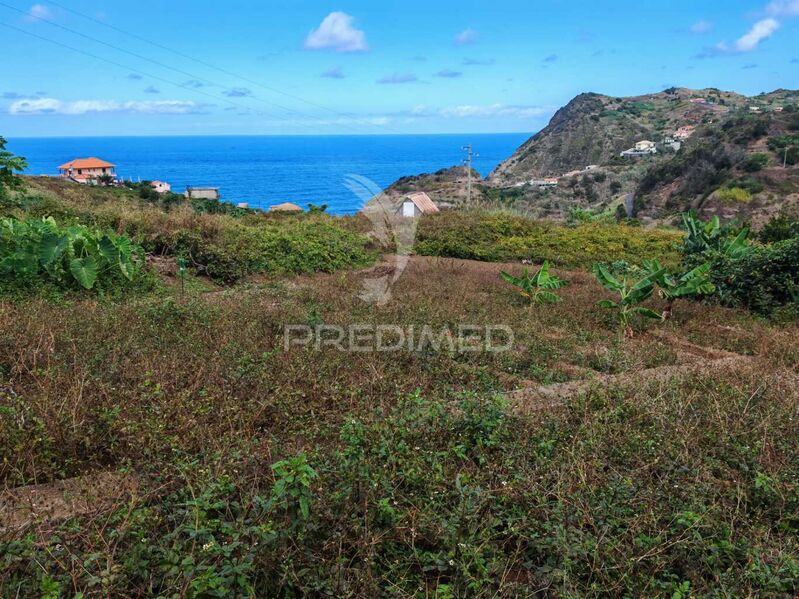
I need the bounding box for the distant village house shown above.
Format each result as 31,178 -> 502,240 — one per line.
674,125 -> 696,140
620,140 -> 657,157
397,192 -> 439,218
150,181 -> 171,194
58,157 -> 116,184
185,186 -> 220,200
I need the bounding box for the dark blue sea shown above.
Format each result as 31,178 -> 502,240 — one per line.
7,134 -> 529,215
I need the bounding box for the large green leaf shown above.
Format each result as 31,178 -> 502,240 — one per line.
39,233 -> 69,267
69,255 -> 98,289
630,307 -> 664,321
592,263 -> 623,292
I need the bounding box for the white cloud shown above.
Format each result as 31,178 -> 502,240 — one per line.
732,17 -> 779,52
377,73 -> 418,84
24,4 -> 52,22
766,0 -> 799,16
304,12 -> 368,53
9,98 -> 204,115
454,28 -> 478,46
689,20 -> 714,34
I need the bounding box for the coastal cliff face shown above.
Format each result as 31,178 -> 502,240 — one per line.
474,87 -> 799,224
490,88 -> 750,184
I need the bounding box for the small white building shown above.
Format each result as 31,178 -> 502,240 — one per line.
674,125 -> 696,140
150,180 -> 171,194
621,140 -> 658,157
397,192 -> 439,218
185,186 -> 220,200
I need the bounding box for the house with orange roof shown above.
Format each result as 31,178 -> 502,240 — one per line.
58,157 -> 116,184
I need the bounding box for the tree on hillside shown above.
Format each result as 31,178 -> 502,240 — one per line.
0,136 -> 27,195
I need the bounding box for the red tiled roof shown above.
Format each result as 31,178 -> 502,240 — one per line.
58,157 -> 116,170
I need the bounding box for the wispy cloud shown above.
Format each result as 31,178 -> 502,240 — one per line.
543,54 -> 559,63
24,4 -> 52,22
689,20 -> 714,34
223,87 -> 251,97
126,73 -> 143,80
766,0 -> 799,16
144,85 -> 160,94
2,91 -> 42,100
321,66 -> 346,79
377,73 -> 418,84
409,55 -> 427,62
462,57 -> 495,66
9,98 -> 206,115
434,69 -> 462,78
304,12 -> 368,53
454,28 -> 478,46
183,80 -> 205,88
409,103 -> 550,120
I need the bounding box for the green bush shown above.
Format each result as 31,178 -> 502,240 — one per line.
759,214 -> 799,243
708,237 -> 799,314
715,187 -> 753,204
742,153 -> 769,172
184,217 -> 373,282
414,211 -> 683,268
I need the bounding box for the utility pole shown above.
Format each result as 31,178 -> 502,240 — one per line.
462,144 -> 478,204
784,146 -> 790,169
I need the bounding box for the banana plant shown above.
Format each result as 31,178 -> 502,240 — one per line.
682,211 -> 750,258
593,263 -> 665,337
643,259 -> 716,320
500,260 -> 568,305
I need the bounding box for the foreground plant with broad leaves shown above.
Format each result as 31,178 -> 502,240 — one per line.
0,216 -> 144,291
500,260 -> 568,305
593,262 -> 665,336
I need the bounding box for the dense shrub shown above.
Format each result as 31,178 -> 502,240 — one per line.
742,152 -> 769,172
708,237 -> 799,314
183,217 -> 374,282
715,186 -> 752,204
759,213 -> 799,243
414,211 -> 682,268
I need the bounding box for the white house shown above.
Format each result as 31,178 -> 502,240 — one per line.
397,192 -> 439,218
674,125 -> 696,140
621,140 -> 658,157
150,180 -> 171,194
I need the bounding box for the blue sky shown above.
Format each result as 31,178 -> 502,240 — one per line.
0,0 -> 797,137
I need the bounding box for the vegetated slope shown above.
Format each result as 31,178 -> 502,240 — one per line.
636,91 -> 799,225
490,88 -> 746,184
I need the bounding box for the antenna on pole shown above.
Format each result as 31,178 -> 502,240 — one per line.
462,144 -> 478,205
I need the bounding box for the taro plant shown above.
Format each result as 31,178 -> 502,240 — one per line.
0,216 -> 144,290
643,259 -> 715,319
593,263 -> 665,337
500,260 -> 568,305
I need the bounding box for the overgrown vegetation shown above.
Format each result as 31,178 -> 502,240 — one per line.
500,260 -> 568,304
415,211 -> 682,268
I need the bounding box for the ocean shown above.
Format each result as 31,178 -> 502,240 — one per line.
7,134 -> 530,215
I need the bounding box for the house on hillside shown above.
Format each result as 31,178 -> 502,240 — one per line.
269,202 -> 303,213
58,157 -> 116,184
620,140 -> 657,157
150,180 -> 171,194
674,125 -> 696,140
397,192 -> 439,218
185,186 -> 220,200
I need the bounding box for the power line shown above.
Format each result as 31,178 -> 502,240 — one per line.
32,0 -> 409,135
0,20 -> 338,133
0,1 -> 319,123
